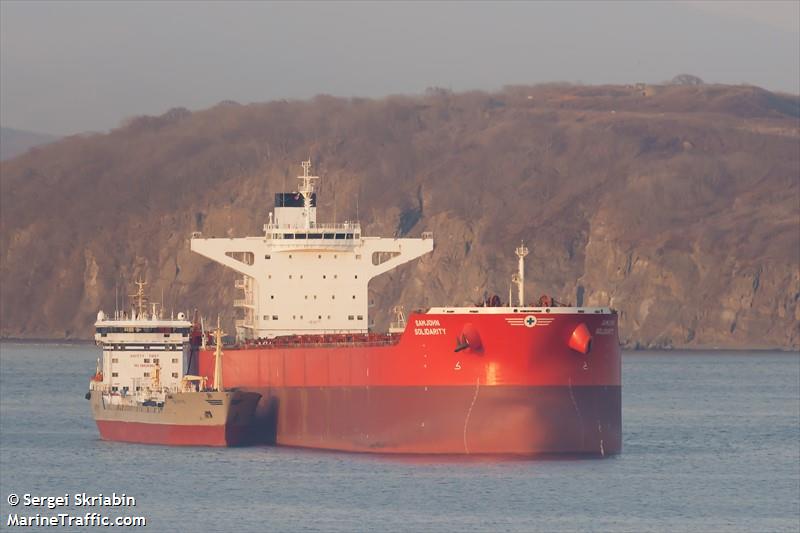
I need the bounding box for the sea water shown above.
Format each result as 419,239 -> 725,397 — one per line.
1,344 -> 798,532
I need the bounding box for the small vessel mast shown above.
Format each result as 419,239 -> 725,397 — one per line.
214,317 -> 224,392
515,242 -> 529,306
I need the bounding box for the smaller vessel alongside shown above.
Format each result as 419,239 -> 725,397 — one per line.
87,281 -> 260,447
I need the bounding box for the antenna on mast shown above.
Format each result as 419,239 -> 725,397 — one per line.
298,159 -> 319,230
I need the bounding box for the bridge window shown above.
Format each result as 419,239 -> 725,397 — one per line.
224,251 -> 254,265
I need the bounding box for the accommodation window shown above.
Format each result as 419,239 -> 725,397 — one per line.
357,315 -> 364,320
318,315 -> 322,319
111,372 -> 119,377
153,359 -> 159,364
172,358 -> 178,364
112,358 -> 118,363
112,386 -> 118,392
143,372 -> 150,377
348,315 -> 354,320
144,358 -> 150,363
265,254 -> 271,259
171,372 -> 179,378
271,295 -> 274,299
323,275 -> 326,279
352,295 -> 356,299
272,315 -> 278,320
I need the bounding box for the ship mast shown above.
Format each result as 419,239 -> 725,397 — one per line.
213,316 -> 224,392
515,242 -> 529,306
130,279 -> 148,319
299,160 -> 318,230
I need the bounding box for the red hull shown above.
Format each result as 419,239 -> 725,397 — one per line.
95,420 -> 250,447
198,311 -> 622,454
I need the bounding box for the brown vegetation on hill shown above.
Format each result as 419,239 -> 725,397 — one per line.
1,83 -> 798,348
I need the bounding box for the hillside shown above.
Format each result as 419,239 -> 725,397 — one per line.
0,127 -> 59,161
1,83 -> 798,349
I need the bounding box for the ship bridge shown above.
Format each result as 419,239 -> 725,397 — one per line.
191,161 -> 433,340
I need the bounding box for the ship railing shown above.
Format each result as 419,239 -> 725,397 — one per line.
264,222 -> 362,232
237,333 -> 402,350
233,299 -> 255,308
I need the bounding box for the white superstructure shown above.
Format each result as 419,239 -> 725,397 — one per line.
191,161 -> 434,340
90,281 -> 195,405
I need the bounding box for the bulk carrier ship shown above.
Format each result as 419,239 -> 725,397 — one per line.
189,161 -> 622,455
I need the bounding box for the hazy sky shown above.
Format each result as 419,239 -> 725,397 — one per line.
2,1 -> 798,135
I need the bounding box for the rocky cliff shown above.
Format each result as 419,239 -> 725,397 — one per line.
1,84 -> 798,349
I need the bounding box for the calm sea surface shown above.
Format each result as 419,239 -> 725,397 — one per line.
0,344 -> 798,532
